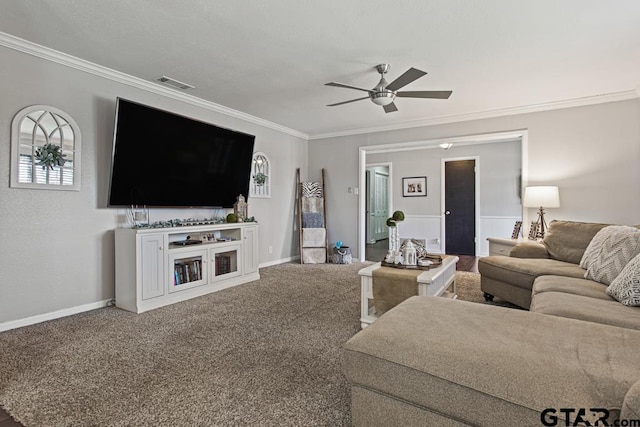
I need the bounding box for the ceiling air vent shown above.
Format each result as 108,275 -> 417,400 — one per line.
155,76 -> 195,91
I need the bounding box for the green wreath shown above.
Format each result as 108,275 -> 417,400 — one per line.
253,172 -> 267,186
35,143 -> 66,170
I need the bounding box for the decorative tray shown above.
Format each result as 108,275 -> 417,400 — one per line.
381,255 -> 443,270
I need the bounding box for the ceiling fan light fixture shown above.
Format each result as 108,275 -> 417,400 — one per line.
325,64 -> 452,113
370,92 -> 395,106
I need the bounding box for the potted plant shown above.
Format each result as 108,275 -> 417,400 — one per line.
35,143 -> 66,170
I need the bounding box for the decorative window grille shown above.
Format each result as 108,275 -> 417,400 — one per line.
249,152 -> 271,198
10,105 -> 81,191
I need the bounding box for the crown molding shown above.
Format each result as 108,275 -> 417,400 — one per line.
309,90 -> 639,140
0,32 -> 309,140
3,31 -> 637,143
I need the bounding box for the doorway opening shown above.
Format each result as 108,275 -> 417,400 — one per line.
358,130 -> 529,261
365,163 -> 391,261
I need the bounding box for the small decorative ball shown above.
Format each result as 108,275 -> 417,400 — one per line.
226,213 -> 238,223
392,211 -> 405,221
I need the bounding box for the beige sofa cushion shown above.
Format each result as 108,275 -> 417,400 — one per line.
510,241 -> 550,259
344,297 -> 640,425
530,291 -> 640,330
543,220 -> 609,264
478,256 -> 585,291
580,225 -> 640,285
608,253 -> 640,306
532,275 -> 611,300
622,379 -> 640,421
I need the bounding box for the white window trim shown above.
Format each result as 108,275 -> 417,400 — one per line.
10,105 -> 82,191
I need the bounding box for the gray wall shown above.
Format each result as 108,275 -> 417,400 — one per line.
0,46 -> 307,325
308,98 -> 640,259
367,140 -> 522,217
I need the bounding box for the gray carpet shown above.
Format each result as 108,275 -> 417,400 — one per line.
0,262 -> 494,426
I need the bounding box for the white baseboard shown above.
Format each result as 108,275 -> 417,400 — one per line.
259,255 -> 301,268
0,254 -> 346,332
0,299 -> 111,332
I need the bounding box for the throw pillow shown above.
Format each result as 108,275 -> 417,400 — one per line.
580,225 -> 640,285
607,253 -> 640,306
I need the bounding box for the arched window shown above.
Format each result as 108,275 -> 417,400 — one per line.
250,152 -> 271,198
10,105 -> 81,191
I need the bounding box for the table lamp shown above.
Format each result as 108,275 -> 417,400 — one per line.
523,186 -> 560,239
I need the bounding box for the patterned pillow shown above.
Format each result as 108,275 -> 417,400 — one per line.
607,253 -> 640,306
580,225 -> 640,285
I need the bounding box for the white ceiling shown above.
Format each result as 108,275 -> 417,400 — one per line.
1,1 -> 639,138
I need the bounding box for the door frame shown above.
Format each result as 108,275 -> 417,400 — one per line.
441,156 -> 480,255
358,130 -> 529,261
365,162 -> 393,244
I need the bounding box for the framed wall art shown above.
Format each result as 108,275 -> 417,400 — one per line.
402,176 -> 427,197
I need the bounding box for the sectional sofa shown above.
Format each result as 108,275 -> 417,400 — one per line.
343,220 -> 640,426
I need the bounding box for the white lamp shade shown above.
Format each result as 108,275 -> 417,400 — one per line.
523,186 -> 560,208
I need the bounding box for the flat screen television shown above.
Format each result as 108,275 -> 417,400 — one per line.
108,98 -> 255,208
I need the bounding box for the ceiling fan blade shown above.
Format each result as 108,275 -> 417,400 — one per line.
385,67 -> 427,91
383,102 -> 398,113
396,90 -> 453,99
325,82 -> 373,93
327,96 -> 369,107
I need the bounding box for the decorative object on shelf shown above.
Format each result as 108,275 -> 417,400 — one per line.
403,240 -> 418,266
528,221 -> 539,240
402,176 -> 427,197
127,205 -> 149,228
226,213 -> 238,223
511,220 -> 523,239
233,194 -> 248,221
250,152 -> 271,198
381,254 -> 443,270
523,186 -> 560,239
35,142 -> 66,170
10,105 -> 81,191
133,217 -> 225,229
400,238 -> 428,259
385,210 -> 405,264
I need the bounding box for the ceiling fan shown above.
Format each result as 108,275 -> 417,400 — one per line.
325,64 -> 452,113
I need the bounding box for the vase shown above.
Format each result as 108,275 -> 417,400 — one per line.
386,225 -> 401,263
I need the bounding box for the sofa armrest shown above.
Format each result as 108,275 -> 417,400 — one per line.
509,241 -> 550,259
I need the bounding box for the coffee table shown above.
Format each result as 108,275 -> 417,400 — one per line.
358,255 -> 459,329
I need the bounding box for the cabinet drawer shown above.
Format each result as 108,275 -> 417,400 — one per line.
489,242 -> 513,256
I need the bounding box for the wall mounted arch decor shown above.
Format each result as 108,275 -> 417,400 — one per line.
10,105 -> 81,191
250,151 -> 271,198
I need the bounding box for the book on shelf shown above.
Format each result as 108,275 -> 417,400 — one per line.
215,254 -> 232,276
174,259 -> 203,285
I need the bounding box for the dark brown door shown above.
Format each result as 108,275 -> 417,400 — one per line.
445,159 -> 476,255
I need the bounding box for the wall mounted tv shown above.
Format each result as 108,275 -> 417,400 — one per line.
108,98 -> 255,208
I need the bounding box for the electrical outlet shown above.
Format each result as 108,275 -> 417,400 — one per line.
268,245 -> 273,254
353,187 -> 359,195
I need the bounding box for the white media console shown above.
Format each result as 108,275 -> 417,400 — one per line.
115,222 -> 259,313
